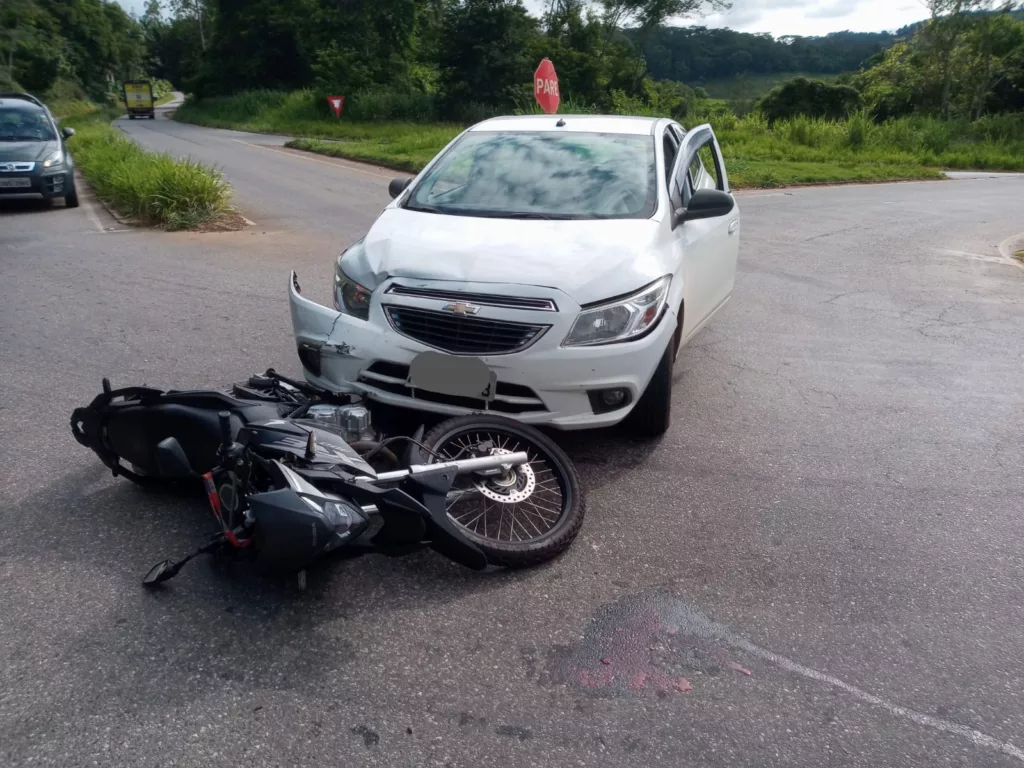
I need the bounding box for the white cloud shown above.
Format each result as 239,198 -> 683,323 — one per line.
695,0 -> 930,36
116,0 -> 931,39
525,0 -> 929,37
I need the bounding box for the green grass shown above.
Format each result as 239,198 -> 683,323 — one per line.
176,89 -> 1024,189
286,131 -> 461,173
63,110 -> 233,230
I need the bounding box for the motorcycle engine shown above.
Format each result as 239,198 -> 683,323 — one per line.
306,403 -> 374,443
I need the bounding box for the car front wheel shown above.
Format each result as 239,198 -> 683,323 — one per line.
63,186 -> 79,208
627,342 -> 673,438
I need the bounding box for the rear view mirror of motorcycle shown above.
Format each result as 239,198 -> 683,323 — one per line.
155,437 -> 194,477
143,560 -> 175,587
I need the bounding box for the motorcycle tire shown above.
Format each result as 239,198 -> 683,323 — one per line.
421,415 -> 584,568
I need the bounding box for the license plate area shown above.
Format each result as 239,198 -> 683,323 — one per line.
408,352 -> 496,402
0,178 -> 31,189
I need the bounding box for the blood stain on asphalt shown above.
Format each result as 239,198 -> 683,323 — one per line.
545,590 -> 742,697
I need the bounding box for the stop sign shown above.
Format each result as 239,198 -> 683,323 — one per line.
534,58 -> 560,114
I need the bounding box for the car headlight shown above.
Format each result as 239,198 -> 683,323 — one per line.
563,276 -> 672,347
42,149 -> 63,168
334,254 -> 372,321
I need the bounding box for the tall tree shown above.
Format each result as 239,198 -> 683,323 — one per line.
922,0 -> 992,116
437,0 -> 539,116
169,0 -> 208,51
599,0 -> 730,88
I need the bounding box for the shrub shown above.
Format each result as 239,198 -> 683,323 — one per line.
512,94 -> 600,116
845,110 -> 872,150
64,115 -> 232,230
344,89 -> 439,122
758,77 -> 863,124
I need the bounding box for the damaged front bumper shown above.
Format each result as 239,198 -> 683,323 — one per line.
288,271 -> 676,430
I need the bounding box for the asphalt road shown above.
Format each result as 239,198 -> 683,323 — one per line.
2,109 -> 1023,767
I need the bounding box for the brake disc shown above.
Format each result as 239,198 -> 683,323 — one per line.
474,448 -> 536,504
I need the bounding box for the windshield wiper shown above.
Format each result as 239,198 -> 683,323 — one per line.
404,204 -> 571,220
0,136 -> 48,142
502,212 -> 571,220
404,202 -> 446,214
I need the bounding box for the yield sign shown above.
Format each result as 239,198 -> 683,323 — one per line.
534,58 -> 560,114
327,95 -> 345,117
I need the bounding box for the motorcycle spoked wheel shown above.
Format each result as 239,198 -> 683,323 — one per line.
420,415 -> 584,568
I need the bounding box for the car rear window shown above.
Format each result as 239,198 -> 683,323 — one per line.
405,131 -> 657,220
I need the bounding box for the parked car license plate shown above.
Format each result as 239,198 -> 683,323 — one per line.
408,352 -> 497,401
0,178 -> 31,189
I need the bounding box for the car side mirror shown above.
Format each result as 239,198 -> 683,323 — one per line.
388,177 -> 411,199
671,188 -> 735,229
155,437 -> 193,477
62,127 -> 75,139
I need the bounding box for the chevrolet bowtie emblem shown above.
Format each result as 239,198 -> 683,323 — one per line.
442,302 -> 481,316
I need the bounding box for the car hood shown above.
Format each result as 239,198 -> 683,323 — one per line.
0,140 -> 57,162
351,208 -> 669,306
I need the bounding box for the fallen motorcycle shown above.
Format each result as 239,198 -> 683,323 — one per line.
70,369 -> 584,586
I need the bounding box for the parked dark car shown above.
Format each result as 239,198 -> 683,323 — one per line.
0,92 -> 78,208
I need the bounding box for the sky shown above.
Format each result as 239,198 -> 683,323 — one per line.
115,0 -> 933,39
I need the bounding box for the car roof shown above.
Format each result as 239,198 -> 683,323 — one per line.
469,114 -> 663,136
0,96 -> 47,114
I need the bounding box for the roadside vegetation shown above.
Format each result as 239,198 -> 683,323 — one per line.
164,0 -> 1022,189
175,88 -> 1023,187
62,110 -> 232,230
6,0 -> 1023,195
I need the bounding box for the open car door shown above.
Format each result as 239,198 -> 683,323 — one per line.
667,124 -> 740,340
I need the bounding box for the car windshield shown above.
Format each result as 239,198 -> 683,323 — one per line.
0,107 -> 56,141
405,130 -> 657,220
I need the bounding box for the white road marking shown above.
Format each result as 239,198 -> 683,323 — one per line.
668,602 -> 1024,763
729,635 -> 1024,762
81,194 -> 107,233
938,246 -> 1024,270
997,231 -> 1024,269
230,139 -> 398,180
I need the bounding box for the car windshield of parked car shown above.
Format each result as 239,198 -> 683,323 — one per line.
0,107 -> 56,141
405,131 -> 657,220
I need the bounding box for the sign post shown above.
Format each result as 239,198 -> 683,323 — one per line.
533,59 -> 560,114
327,95 -> 345,119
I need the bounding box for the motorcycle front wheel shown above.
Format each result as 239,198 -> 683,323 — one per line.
421,415 -> 584,568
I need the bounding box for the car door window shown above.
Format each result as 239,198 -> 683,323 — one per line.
687,143 -> 724,195
669,124 -> 730,209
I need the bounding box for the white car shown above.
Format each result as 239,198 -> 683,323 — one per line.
289,114 -> 740,436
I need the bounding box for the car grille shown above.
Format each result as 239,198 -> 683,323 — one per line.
358,361 -> 548,414
0,162 -> 35,172
383,306 -> 549,355
385,284 -> 558,312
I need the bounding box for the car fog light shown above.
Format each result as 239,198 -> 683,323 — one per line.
602,390 -> 627,406
588,388 -> 632,415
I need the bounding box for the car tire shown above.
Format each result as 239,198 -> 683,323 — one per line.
148,114 -> 155,120
627,342 -> 673,438
64,187 -> 80,208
